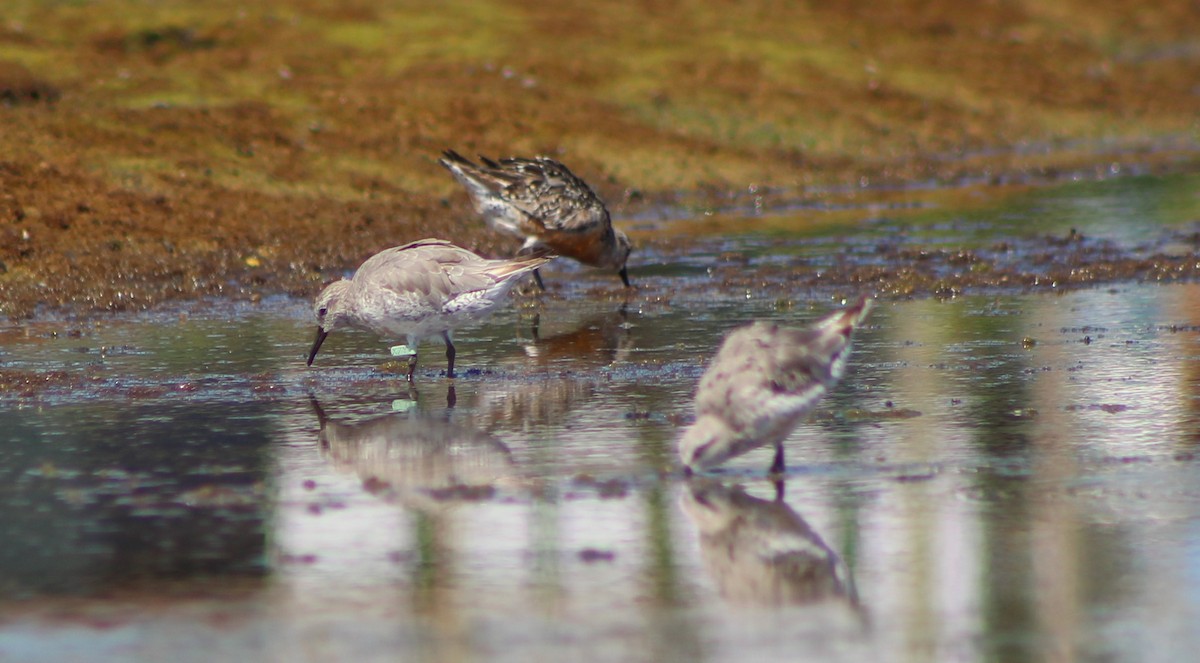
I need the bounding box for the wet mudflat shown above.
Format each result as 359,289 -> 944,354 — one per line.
2,172 -> 1200,661
4,0 -> 1200,319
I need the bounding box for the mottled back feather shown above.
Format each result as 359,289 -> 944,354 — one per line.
439,150 -> 632,275
440,150 -> 609,234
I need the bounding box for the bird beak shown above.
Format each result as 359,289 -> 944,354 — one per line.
307,327 -> 329,366
618,265 -> 631,288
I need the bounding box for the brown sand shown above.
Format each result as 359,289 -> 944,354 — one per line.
1,1 -> 1198,318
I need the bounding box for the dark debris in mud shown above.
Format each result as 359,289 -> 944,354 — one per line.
0,61 -> 59,107
651,229 -> 1200,303
0,367 -> 97,397
0,364 -> 301,401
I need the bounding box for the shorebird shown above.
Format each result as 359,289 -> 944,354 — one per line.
438,149 -> 632,288
306,238 -> 552,381
678,296 -> 873,474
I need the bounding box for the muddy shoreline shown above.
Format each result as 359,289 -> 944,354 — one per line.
3,1 -> 1200,319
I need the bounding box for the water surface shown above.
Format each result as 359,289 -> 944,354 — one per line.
2,172 -> 1200,662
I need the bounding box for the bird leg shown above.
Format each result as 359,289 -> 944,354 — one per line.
532,268 -> 546,291
769,441 -> 786,475
443,331 -> 456,378
406,353 -> 418,383
618,265 -> 631,288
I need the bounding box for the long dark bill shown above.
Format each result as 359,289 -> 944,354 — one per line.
306,327 -> 329,366
618,265 -> 631,288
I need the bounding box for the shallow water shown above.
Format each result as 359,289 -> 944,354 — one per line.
3,173 -> 1200,662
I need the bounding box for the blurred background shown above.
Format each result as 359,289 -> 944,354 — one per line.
1,0 -> 1198,316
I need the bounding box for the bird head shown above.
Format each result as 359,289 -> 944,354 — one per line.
306,280 -> 353,366
678,415 -> 738,472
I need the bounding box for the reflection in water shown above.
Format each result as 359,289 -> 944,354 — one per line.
470,376 -> 598,434
0,402 -> 271,597
310,392 -> 516,507
306,386 -> 506,640
471,304 -> 634,430
681,479 -> 858,607
1169,286 -> 1200,449
307,390 -> 507,659
2,281 -> 1200,659
465,304 -> 648,475
521,304 -> 634,369
5,173 -> 1200,660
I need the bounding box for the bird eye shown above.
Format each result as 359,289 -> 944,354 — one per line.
318,307 -> 328,317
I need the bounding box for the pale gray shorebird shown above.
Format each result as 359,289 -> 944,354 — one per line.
306,238 -> 553,381
438,149 -> 633,289
679,295 -> 873,474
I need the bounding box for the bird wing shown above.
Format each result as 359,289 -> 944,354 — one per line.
353,240 -> 499,308
694,322 -> 843,442
500,157 -> 611,233
441,151 -> 612,236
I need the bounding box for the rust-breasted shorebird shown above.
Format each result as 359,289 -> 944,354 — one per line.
678,296 -> 873,474
438,149 -> 632,288
306,238 -> 552,381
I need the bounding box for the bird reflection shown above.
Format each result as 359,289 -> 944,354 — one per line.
520,303 -> 634,370
465,305 -> 635,431
310,390 -> 515,506
681,479 -> 858,607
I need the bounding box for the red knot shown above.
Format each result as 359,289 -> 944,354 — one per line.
306,238 -> 552,381
679,296 -> 873,473
439,149 -> 632,288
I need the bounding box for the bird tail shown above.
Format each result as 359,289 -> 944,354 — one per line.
440,148 -> 472,167
840,294 -> 873,326
439,149 -> 511,189
439,149 -> 489,192
516,244 -> 557,261
817,294 -> 873,336
493,250 -> 556,278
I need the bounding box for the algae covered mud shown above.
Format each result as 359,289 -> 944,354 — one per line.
3,0 -> 1200,318
2,172 -> 1200,661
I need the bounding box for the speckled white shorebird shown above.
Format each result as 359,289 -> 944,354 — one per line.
306,238 -> 553,381
438,149 -> 632,289
679,295 -> 873,474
